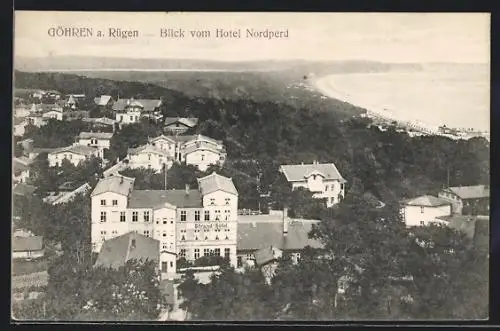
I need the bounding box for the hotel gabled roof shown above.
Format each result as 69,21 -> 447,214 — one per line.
91,175 -> 135,197
197,172 -> 237,196
280,163 -> 346,183
128,189 -> 202,208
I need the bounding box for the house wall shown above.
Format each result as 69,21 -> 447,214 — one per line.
14,123 -> 27,137
42,111 -> 63,121
153,206 -> 177,276
116,111 -> 141,125
291,178 -> 345,207
438,191 -> 463,214
184,149 -> 223,172
13,249 -> 44,259
13,169 -> 30,184
48,151 -> 94,167
401,204 -> 452,227
151,139 -> 176,158
78,138 -> 111,150
91,191 -> 130,252
127,152 -> 173,172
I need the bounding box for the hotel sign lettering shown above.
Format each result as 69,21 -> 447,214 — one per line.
194,222 -> 228,230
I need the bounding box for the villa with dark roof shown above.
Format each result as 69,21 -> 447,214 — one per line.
163,117 -> 199,135
127,134 -> 227,172
76,131 -> 114,150
400,195 -> 452,227
279,162 -> 347,207
237,208 -> 323,267
438,185 -> 490,216
90,172 -> 238,279
47,145 -> 102,167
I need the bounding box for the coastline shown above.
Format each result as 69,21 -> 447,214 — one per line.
312,74 -> 490,141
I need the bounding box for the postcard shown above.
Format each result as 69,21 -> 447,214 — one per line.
12,11 -> 490,322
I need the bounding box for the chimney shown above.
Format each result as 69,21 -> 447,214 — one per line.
283,207 -> 288,236
185,184 -> 190,195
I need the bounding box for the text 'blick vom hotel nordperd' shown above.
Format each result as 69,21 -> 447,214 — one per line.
47,26 -> 290,40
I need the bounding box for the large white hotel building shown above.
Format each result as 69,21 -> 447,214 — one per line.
90,172 -> 238,278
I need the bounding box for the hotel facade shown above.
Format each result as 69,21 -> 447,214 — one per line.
90,172 -> 238,278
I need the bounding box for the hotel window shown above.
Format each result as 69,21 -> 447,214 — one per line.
201,154 -> 205,161
341,183 -> 344,190
194,248 -> 200,259
204,210 -> 210,221
214,248 -> 221,256
148,154 -> 151,161
180,211 -> 187,222
203,248 -> 210,256
162,243 -> 168,250
100,199 -> 106,206
132,211 -> 138,222
163,218 -> 167,224
69,154 -> 73,160
215,235 -> 219,240
144,230 -> 150,237
130,116 -> 133,121
179,249 -> 186,258
163,231 -> 167,237
420,221 -> 425,226
195,211 -> 200,221
210,198 -> 215,205
181,235 -> 185,241
215,210 -> 221,221
112,199 -> 118,206
420,206 -> 425,214
120,212 -> 126,222
144,211 -> 150,222
224,210 -> 230,220
325,185 -> 329,191
225,198 -> 230,205
100,230 -> 107,235
330,197 -> 334,204
100,211 -> 107,222
224,248 -> 230,259
246,253 -> 254,260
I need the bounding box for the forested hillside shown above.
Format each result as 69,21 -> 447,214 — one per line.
14,70 -> 490,205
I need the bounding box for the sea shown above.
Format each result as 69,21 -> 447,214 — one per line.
314,64 -> 490,132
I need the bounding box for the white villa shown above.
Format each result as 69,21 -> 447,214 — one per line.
148,134 -> 227,171
48,145 -> 101,167
279,162 -> 346,207
76,131 -> 113,150
400,195 -> 452,227
126,144 -> 174,172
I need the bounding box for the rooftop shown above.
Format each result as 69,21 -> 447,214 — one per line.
93,95 -> 113,106
436,215 -> 482,240
254,246 -> 282,266
13,183 -> 36,196
94,232 -> 159,270
164,117 -> 199,128
13,158 -> 30,176
401,195 -> 451,207
128,189 -> 203,209
280,162 -> 346,183
13,236 -> 43,252
50,145 -> 99,156
182,141 -> 225,155
197,172 -> 238,196
127,144 -> 172,158
443,185 -> 490,199
78,131 -> 114,140
91,175 -> 135,197
237,219 -> 322,251
112,98 -> 162,112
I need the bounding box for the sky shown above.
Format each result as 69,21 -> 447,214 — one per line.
14,12 -> 490,63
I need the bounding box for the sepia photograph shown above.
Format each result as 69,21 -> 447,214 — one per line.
11,11 -> 490,321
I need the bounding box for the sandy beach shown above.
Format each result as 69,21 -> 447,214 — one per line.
313,70 -> 490,134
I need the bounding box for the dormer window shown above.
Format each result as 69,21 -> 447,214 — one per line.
210,198 -> 215,205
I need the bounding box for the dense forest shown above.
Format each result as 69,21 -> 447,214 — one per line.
15,70 -> 489,206
13,70 -> 490,320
